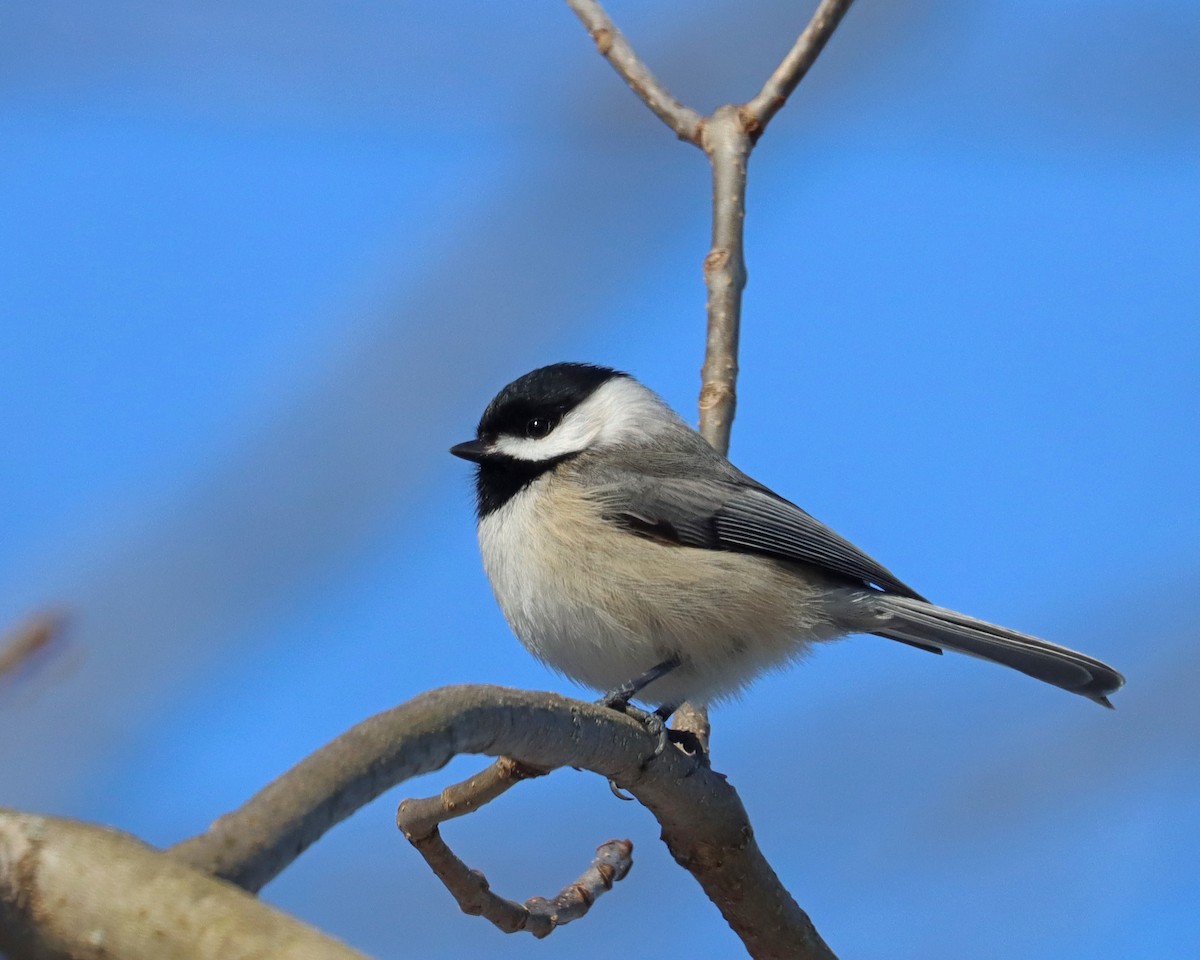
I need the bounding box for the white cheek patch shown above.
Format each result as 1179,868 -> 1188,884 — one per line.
492,428 -> 590,461
489,377 -> 679,462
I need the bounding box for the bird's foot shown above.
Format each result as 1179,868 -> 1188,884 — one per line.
596,694 -> 670,760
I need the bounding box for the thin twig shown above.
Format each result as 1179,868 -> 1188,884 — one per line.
744,0 -> 858,138
170,685 -> 836,960
565,0 -> 704,143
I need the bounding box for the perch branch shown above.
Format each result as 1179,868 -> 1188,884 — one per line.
170,685 -> 835,960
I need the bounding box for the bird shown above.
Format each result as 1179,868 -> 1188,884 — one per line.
450,362 -> 1124,720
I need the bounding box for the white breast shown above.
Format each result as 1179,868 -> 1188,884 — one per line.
478,474 -> 848,707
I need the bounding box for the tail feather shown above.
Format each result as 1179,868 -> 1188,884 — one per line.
863,594 -> 1125,706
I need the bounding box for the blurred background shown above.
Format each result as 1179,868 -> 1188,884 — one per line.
1,1 -> 1197,957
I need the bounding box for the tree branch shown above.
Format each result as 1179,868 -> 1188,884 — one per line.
0,810 -> 367,960
170,685 -> 835,959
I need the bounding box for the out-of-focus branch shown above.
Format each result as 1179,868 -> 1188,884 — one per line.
0,610 -> 66,686
170,685 -> 835,960
0,810 -> 367,960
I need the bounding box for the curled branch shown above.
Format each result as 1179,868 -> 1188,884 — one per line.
396,757 -> 627,937
400,821 -> 631,939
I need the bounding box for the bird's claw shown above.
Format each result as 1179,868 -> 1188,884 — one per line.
596,696 -> 670,762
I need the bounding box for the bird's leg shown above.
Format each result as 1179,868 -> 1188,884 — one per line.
599,655 -> 681,711
598,656 -> 681,762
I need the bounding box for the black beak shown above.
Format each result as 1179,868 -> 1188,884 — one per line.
450,439 -> 490,463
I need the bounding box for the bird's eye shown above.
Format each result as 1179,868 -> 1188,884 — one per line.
524,417 -> 554,439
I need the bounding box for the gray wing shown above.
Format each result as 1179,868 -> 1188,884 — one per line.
713,487 -> 926,599
585,453 -> 926,601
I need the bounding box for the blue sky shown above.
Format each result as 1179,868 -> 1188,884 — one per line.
1,2 -> 1197,958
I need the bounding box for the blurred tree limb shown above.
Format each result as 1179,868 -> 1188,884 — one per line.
0,611 -> 66,687
0,810 -> 367,960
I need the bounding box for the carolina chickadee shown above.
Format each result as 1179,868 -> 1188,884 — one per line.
451,363 -> 1124,717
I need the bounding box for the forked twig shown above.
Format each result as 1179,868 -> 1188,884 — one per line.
567,0 -> 857,452
567,0 -> 857,759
